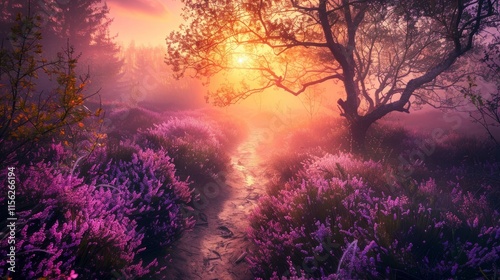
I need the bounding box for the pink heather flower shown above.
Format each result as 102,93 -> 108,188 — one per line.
418,178 -> 437,195
68,270 -> 78,279
472,217 -> 479,228
444,212 -> 462,229
434,221 -> 445,228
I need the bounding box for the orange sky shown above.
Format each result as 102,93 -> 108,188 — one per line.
104,0 -> 339,114
107,0 -> 184,46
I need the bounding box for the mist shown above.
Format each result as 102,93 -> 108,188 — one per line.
1,1 -> 499,279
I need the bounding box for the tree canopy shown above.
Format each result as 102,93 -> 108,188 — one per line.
166,0 -> 499,149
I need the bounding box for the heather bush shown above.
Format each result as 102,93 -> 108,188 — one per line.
264,117 -> 414,193
374,179 -> 500,279
266,151 -> 314,195
249,152 -> 500,279
303,153 -> 386,191
139,116 -> 231,181
0,138 -> 197,278
430,133 -> 499,165
249,173 -> 381,279
263,117 -> 345,195
364,124 -> 415,162
174,108 -> 249,150
267,151 -> 390,198
0,161 -> 153,279
87,144 -> 195,252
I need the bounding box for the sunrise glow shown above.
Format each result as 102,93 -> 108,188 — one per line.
1,1 -> 499,279
107,0 -> 183,46
236,54 -> 249,65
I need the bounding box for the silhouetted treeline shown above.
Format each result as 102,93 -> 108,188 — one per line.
1,0 -> 122,85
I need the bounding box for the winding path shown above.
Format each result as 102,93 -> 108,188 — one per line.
166,128 -> 268,280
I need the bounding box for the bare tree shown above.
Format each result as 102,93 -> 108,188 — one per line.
166,0 -> 499,151
463,28 -> 500,146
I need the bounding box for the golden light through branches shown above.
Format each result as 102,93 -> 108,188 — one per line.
235,54 -> 249,65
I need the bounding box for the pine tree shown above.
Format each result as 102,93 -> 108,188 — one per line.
44,0 -> 122,85
2,0 -> 122,90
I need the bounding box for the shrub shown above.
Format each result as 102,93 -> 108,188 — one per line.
249,153 -> 500,279
0,141 -> 195,279
302,153 -> 386,191
364,124 -> 414,162
0,12 -> 103,166
0,161 -> 152,279
87,145 -> 195,252
139,117 -> 230,181
266,151 -> 313,195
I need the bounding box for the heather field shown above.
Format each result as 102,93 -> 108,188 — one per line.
1,107 -> 248,279
249,114 -> 500,279
2,1 -> 500,279
1,105 -> 499,279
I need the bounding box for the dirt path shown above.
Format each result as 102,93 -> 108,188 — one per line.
165,128 -> 268,280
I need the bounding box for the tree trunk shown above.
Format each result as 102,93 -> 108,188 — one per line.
349,119 -> 371,154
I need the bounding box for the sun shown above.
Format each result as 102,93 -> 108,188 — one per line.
237,55 -> 248,64
234,54 -> 250,66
